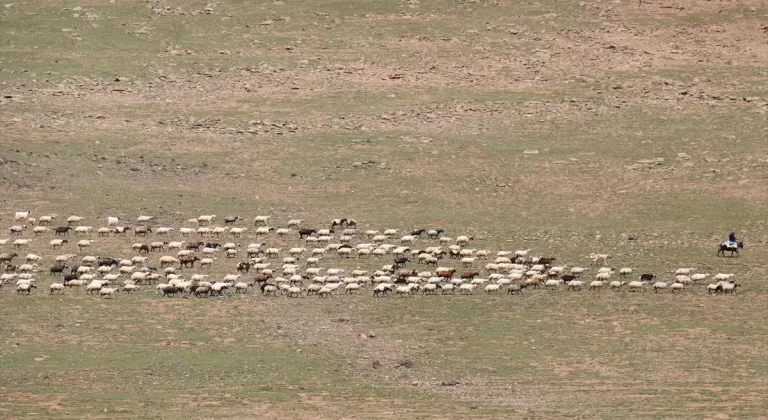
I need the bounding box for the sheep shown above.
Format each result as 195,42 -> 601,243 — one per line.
721,282 -> 740,295
234,282 -> 249,293
344,283 -> 361,294
456,235 -> 473,246
155,227 -> 174,236
288,247 -> 306,257
673,267 -> 695,276
253,216 -> 271,226
548,265 -> 567,278
77,239 -> 95,251
461,257 -> 476,267
137,215 -> 155,223
179,228 -> 194,236
707,282 -> 722,294
49,283 -> 65,294
287,219 -> 302,229
589,281 -> 604,291
420,283 -> 438,295
383,229 -> 399,237
459,283 -> 476,295
13,239 -> 31,248
570,267 -> 588,277
15,211 -> 31,221
484,283 -> 501,294
714,273 -> 735,281
18,263 -> 37,273
567,280 -> 584,291
628,281 -> 645,292
97,287 -> 118,298
123,284 -> 140,293
211,227 -> 228,237
690,273 -> 709,283
372,283 -> 393,297
595,272 -> 612,281
16,283 -> 37,295
286,286 -> 302,298
222,274 -> 241,282
395,284 -> 413,296
197,215 -> 216,226
255,227 -> 274,237
37,215 -> 55,225
653,282 -> 668,293
619,267 -> 634,278
669,282 -> 685,293
86,280 -> 107,294
545,279 -> 562,290
25,253 -> 42,264
107,216 -> 120,226
74,226 -> 93,235
610,281 -> 626,290
159,256 -> 179,266
32,226 -> 50,235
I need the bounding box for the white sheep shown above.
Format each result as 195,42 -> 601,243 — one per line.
179,228 -> 194,236
653,282 -> 668,292
456,235 -> 473,246
545,279 -> 562,290
234,282 -> 249,293
461,257 -> 476,267
589,281 -> 603,291
628,280 -> 645,292
107,216 -> 119,226
74,226 -> 93,235
673,267 -> 695,276
570,267 -> 588,277
595,272 -> 612,281
690,273 -> 709,283
459,283 -> 476,295
344,283 -> 361,294
49,283 -> 65,294
669,282 -> 685,293
383,229 -> 399,237
567,280 -> 584,291
197,215 -> 216,226
619,267 -> 634,278
714,273 -> 735,281
123,284 -> 140,293
484,284 -> 501,294
16,283 -> 37,295
156,227 -> 174,235
15,211 -> 30,221
32,226 -> 50,235
514,249 -> 531,258
13,239 -> 31,248
100,287 -> 118,298
609,281 -> 626,289
287,219 -> 302,228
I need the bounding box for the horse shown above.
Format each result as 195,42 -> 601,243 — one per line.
717,241 -> 743,257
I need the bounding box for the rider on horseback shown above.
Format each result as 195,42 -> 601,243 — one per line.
728,232 -> 737,248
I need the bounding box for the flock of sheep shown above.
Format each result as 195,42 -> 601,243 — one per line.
0,212 -> 743,299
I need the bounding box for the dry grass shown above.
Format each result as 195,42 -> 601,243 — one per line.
1,0 -> 767,418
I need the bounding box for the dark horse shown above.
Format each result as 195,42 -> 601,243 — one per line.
717,241 -> 744,257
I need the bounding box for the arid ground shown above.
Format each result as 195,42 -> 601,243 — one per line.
1,0 -> 767,418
